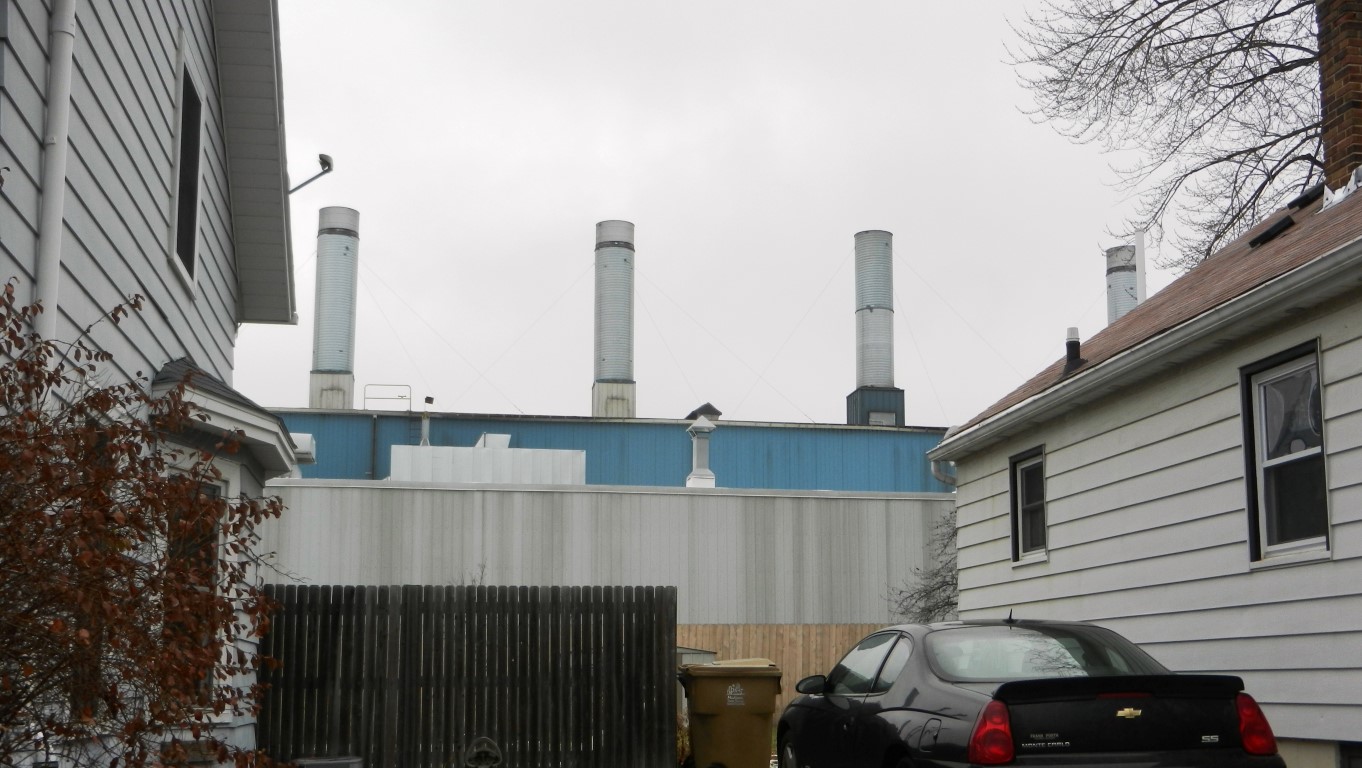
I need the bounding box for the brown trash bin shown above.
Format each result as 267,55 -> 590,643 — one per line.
680,658 -> 782,768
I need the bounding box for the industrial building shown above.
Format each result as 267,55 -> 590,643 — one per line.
258,215 -> 953,709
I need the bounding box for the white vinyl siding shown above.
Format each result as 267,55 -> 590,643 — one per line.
260,481 -> 954,626
0,0 -> 239,384
950,298 -> 1362,744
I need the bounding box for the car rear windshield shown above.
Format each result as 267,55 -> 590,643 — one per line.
925,625 -> 1168,682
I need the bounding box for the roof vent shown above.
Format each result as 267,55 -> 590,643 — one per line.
1287,183 -> 1325,210
685,402 -> 722,421
1064,327 -> 1083,374
1248,215 -> 1296,248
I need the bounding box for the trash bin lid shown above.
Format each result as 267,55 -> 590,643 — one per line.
680,658 -> 781,677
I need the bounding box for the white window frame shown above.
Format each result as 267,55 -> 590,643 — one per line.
1011,449 -> 1047,561
1248,352 -> 1329,558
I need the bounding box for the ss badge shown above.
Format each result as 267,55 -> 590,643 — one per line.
1201,735 -> 1220,744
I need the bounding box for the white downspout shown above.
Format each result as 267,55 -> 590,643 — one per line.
34,0 -> 77,341
930,425 -> 960,488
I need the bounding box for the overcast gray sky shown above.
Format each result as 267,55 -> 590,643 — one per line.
234,0 -> 1179,427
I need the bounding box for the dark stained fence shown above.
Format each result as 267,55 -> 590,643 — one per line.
259,585 -> 678,768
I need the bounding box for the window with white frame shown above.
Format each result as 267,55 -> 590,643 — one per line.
1010,448 -> 1047,560
1244,345 -> 1329,558
169,47 -> 202,284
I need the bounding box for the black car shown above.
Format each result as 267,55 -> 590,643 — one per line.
776,620 -> 1285,768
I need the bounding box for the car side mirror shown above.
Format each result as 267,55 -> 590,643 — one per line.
795,674 -> 829,695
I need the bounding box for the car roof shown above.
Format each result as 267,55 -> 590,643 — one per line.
877,618 -> 1105,634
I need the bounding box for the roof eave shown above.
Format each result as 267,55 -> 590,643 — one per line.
214,0 -> 297,325
929,233 -> 1362,463
178,385 -> 299,478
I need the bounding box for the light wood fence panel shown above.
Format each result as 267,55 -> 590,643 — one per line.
675,623 -> 885,719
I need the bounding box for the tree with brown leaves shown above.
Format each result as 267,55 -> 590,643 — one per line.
0,280 -> 284,768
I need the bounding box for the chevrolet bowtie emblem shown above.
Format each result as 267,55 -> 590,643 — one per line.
1116,707 -> 1143,719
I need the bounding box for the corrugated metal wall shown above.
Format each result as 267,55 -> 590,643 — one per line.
261,480 -> 953,625
276,410 -> 950,493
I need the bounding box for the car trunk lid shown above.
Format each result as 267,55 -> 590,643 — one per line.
994,674 -> 1245,755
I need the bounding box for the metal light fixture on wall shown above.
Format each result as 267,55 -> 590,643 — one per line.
288,154 -> 333,194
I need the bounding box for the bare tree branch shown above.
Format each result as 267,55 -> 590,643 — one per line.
1010,0 -> 1321,270
889,508 -> 958,623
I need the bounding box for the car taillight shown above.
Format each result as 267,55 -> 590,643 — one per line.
969,699 -> 1015,765
1236,693 -> 1278,756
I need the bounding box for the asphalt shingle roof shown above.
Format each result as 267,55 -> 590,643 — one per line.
958,184 -> 1362,434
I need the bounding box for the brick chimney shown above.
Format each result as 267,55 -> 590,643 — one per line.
1320,0 -> 1362,189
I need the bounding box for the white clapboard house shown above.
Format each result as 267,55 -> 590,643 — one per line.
930,174 -> 1362,767
0,0 -> 301,751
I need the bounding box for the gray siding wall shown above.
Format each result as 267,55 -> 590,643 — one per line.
261,480 -> 954,625
0,0 -> 239,383
951,295 -> 1362,742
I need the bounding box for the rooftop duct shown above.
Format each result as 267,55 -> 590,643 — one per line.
309,206 -> 359,409
592,220 -> 636,418
846,230 -> 905,426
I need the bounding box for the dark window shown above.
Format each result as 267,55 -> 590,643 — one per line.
871,636 -> 912,693
167,483 -> 222,704
169,483 -> 220,586
174,71 -> 202,277
1243,345 -> 1328,558
925,624 -> 1168,682
1010,448 -> 1046,559
1341,741 -> 1362,768
827,632 -> 896,696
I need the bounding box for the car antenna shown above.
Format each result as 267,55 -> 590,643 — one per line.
1004,609 -> 1016,625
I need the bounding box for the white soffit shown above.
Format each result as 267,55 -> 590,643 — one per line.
214,0 -> 296,325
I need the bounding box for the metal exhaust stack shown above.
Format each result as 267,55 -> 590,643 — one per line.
1105,244 -> 1138,323
592,220 -> 636,418
309,206 -> 360,409
846,230 -> 905,426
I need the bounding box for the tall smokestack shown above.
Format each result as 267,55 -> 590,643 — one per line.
846,230 -> 904,426
592,220 -> 636,418
1105,244 -> 1138,323
1320,1 -> 1362,189
309,206 -> 359,410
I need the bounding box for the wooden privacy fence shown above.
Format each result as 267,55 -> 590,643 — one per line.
675,624 -> 884,719
259,585 -> 678,768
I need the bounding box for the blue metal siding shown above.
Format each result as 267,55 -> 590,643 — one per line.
711,425 -> 946,492
287,413 -> 379,479
422,418 -> 689,486
278,411 -> 950,493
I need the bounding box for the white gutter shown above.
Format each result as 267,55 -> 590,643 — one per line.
34,0 -> 77,341
930,233 -> 1362,462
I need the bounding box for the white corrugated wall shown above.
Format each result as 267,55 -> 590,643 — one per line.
260,481 -> 952,625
